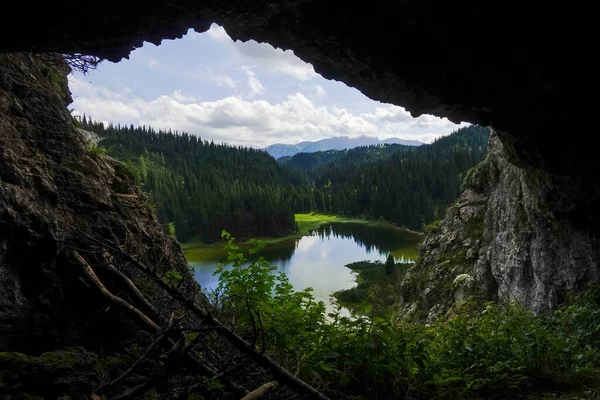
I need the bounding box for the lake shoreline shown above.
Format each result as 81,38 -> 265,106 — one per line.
189,220 -> 421,313
333,260 -> 412,315
181,213 -> 424,256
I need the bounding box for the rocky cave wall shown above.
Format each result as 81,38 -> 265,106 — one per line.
0,53 -> 194,352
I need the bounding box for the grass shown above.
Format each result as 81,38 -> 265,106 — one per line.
88,145 -> 106,156
183,213 -> 409,249
167,222 -> 176,237
295,212 -> 405,235
296,213 -> 343,234
181,213 -> 421,263
182,244 -> 230,263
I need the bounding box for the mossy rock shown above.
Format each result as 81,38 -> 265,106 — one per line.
35,349 -> 79,370
0,352 -> 29,369
113,161 -> 135,181
423,220 -> 441,235
464,210 -> 485,239
0,349 -> 79,372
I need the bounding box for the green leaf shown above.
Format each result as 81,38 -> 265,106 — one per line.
319,363 -> 333,372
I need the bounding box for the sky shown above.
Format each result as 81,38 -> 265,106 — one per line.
68,24 -> 468,148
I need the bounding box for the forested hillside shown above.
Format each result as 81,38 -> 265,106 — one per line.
80,118 -> 488,240
79,118 -> 308,242
289,126 -> 490,230
279,143 -> 411,171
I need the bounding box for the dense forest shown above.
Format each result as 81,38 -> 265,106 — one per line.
287,126 -> 490,230
79,117 -> 307,242
79,118 -> 488,241
278,143 -> 405,171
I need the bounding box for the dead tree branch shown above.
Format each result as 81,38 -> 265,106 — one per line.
72,250 -> 160,333
241,381 -> 279,400
100,252 -> 164,324
62,53 -> 101,74
73,249 -> 248,397
77,235 -> 331,400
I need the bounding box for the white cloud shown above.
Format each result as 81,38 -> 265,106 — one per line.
148,59 -> 159,69
186,28 -> 204,41
243,66 -> 265,98
297,83 -> 328,102
206,67 -> 237,89
205,24 -> 230,42
68,76 -> 467,147
235,42 -> 316,81
171,90 -> 197,103
68,77 -> 141,121
313,85 -> 327,100
215,74 -> 237,89
235,42 -> 317,81
205,23 -> 316,81
361,105 -> 414,123
361,104 -> 469,139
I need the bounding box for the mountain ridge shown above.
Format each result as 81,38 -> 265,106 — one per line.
264,135 -> 423,158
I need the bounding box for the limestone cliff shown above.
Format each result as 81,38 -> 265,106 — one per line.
400,131 -> 600,320
0,53 -> 193,353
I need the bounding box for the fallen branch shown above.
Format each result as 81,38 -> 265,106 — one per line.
100,252 -> 164,324
72,250 -> 159,333
241,381 -> 279,400
79,235 -> 331,400
73,249 -> 248,397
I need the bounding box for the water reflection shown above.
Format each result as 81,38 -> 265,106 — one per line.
189,223 -> 421,308
313,223 -> 421,262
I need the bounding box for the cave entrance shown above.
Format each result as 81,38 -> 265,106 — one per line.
69,24 -> 468,150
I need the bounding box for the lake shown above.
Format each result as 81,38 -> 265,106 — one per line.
186,223 -> 422,308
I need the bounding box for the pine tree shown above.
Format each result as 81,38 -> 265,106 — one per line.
385,253 -> 395,276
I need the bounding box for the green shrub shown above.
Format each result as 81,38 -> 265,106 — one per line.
423,220 -> 441,235
89,145 -> 106,156
213,234 -> 600,399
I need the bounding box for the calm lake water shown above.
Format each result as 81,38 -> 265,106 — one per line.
187,223 -> 422,307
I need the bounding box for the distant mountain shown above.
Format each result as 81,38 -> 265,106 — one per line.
279,144 -> 408,171
264,136 -> 423,159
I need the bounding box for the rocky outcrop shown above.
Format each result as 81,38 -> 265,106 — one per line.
0,53 -> 193,353
76,127 -> 102,146
400,131 -> 600,319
